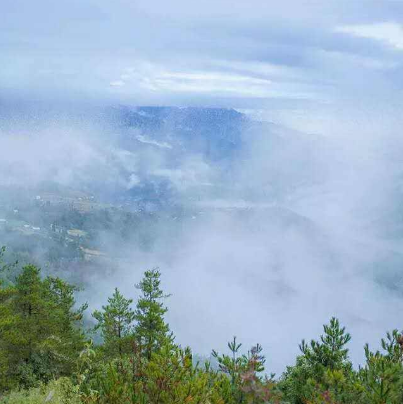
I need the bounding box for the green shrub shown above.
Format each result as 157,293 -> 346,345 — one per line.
2,378 -> 80,404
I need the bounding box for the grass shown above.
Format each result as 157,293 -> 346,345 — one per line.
2,378 -> 81,404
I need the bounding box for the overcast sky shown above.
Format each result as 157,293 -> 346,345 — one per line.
2,0 -> 403,114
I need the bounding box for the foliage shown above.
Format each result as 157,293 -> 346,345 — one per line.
0,246 -> 18,287
2,378 -> 81,404
2,255 -> 403,404
92,288 -> 135,358
280,317 -> 354,404
0,263 -> 87,390
357,331 -> 403,404
212,337 -> 281,403
134,268 -> 173,359
78,344 -> 226,404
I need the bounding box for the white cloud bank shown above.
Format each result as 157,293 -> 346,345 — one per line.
336,22 -> 403,50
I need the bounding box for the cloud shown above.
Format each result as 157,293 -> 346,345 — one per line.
2,0 -> 403,106
74,107 -> 403,373
3,0 -> 403,374
110,80 -> 125,87
336,22 -> 403,50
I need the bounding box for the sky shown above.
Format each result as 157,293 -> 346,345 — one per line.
2,0 -> 403,119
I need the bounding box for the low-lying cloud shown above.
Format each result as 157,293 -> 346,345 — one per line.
0,103 -> 399,375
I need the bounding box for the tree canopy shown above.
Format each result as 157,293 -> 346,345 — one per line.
1,248 -> 403,404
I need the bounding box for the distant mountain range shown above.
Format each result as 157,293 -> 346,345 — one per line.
107,106 -> 248,161
2,101 -> 403,301
0,101 -> 330,205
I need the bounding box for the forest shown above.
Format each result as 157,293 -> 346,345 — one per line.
1,246 -> 403,404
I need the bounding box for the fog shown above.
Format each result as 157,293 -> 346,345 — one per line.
1,101 -> 403,375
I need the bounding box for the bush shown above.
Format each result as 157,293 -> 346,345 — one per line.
2,378 -> 81,404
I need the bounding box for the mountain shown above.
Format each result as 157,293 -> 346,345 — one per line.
106,106 -> 248,161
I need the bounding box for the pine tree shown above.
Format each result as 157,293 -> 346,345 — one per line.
0,264 -> 87,389
299,317 -> 352,371
212,337 -> 277,404
359,331 -> 403,404
280,317 -> 354,404
0,246 -> 17,287
0,246 -> 6,270
92,288 -> 135,358
134,268 -> 172,359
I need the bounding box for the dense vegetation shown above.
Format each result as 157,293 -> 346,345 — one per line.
1,247 -> 403,403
